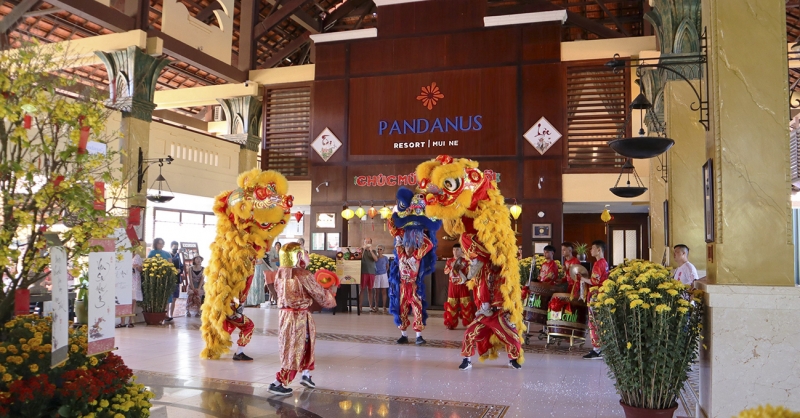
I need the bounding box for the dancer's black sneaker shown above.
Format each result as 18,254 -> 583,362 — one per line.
583,350 -> 603,360
300,376 -> 316,388
415,336 -> 427,345
509,359 -> 522,370
396,336 -> 409,344
232,353 -> 253,361
458,358 -> 472,370
268,383 -> 293,396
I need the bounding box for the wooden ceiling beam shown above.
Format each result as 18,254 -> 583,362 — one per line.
261,0 -> 320,34
148,29 -> 248,83
254,0 -> 313,40
565,10 -> 625,38
0,0 -> 43,34
322,0 -> 371,28
593,0 -> 631,36
259,31 -> 310,68
195,1 -> 224,22
45,0 -> 135,32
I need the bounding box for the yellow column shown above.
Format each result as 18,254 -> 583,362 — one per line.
696,1 -> 800,417
703,0 -> 793,285
664,81 -> 706,271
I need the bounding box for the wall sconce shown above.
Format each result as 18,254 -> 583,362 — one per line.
509,200 -> 522,234
137,147 -> 175,203
537,177 -> 544,190
315,181 -> 329,192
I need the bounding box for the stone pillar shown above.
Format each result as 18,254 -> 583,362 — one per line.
697,0 -> 798,416
218,95 -> 263,173
96,45 -> 168,219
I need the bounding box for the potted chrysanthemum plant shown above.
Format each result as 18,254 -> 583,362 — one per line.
591,259 -> 704,418
141,255 -> 178,325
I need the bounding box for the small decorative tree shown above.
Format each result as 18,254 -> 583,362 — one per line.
0,42 -> 130,322
140,255 -> 177,316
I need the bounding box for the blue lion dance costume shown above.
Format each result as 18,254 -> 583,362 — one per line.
388,187 -> 441,344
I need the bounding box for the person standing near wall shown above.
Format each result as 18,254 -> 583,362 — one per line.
672,244 -> 699,288
373,245 -> 390,314
361,238 -> 378,312
582,240 -> 608,360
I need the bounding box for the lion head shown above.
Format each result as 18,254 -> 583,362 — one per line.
415,155 -> 491,221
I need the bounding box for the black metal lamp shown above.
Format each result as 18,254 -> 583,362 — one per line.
608,79 -> 675,159
137,147 -> 175,203
610,158 -> 647,198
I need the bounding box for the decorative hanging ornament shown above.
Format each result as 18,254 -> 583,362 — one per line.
294,211 -> 304,232
77,115 -> 89,154
367,206 -> 378,219
601,208 -> 611,223
341,205 -> 355,220
509,204 -> 522,220
21,104 -> 36,130
379,206 -> 392,231
354,206 -> 366,219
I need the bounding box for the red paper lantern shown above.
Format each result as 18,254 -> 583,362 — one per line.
93,181 -> 105,210
294,211 -> 303,222
23,114 -> 31,129
128,206 -> 142,226
367,207 -> 378,219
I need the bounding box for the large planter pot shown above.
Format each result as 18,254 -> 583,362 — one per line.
74,299 -> 88,324
619,401 -> 678,418
142,311 -> 167,325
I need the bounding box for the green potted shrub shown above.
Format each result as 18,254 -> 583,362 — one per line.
591,259 -> 704,418
141,255 -> 178,325
574,242 -> 588,262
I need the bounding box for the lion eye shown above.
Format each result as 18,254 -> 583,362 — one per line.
443,178 -> 461,192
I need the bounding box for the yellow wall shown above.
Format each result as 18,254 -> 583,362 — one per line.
561,36 -> 656,62
249,65 -> 315,84
147,122 -> 241,199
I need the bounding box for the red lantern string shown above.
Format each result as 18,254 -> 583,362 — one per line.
23,115 -> 31,129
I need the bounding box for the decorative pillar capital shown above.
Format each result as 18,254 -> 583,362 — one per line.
222,133 -> 262,152
96,46 -> 169,122
645,0 -> 703,81
217,95 -> 263,138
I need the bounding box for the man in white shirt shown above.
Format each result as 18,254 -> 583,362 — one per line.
673,244 -> 699,288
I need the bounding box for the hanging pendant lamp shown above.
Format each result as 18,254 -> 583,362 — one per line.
146,166 -> 175,203
609,159 -> 648,198
608,79 -> 675,159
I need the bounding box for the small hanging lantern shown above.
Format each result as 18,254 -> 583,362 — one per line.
145,164 -> 174,203
609,159 -> 648,198
354,205 -> 366,219
21,103 -> 36,130
601,205 -> 612,234
509,200 -> 522,234
367,204 -> 378,219
294,211 -> 304,232
341,205 -> 355,220
379,205 -> 392,231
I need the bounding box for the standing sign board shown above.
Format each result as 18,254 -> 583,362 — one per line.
113,228 -> 133,316
47,247 -> 69,367
88,252 -> 115,355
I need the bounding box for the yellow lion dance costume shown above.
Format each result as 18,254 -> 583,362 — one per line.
201,169 -> 293,360
416,155 -> 525,369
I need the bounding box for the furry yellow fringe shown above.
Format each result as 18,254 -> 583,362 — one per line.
200,169 -> 290,359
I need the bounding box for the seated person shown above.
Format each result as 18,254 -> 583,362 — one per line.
537,246 -> 563,290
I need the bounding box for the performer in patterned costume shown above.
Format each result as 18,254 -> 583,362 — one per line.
443,244 -> 474,329
269,242 -> 337,396
201,169 -> 293,361
416,155 -> 525,370
388,187 -> 441,345
561,242 -> 581,298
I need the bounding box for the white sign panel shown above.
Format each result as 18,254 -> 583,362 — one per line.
47,247 -> 69,367
524,116 -> 562,155
88,252 -> 115,355
115,251 -> 133,316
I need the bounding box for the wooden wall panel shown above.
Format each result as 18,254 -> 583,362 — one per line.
522,201 -> 563,259
521,23 -> 561,62
311,80 -> 348,164
311,165 -> 347,203
349,39 -> 394,75
445,27 -> 521,68
390,37 -> 447,73
314,43 -> 347,79
348,67 -> 518,156
523,159 -> 562,200
521,63 -> 565,157
378,0 -> 486,37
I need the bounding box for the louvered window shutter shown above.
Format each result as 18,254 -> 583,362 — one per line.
261,86 -> 312,179
565,60 -> 629,172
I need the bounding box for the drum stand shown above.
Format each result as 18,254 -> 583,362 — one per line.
543,326 -> 586,351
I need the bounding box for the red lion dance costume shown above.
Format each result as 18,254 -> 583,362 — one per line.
443,245 -> 475,329
417,155 -> 525,370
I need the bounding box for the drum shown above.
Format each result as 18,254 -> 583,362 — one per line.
546,293 -> 589,337
523,282 -> 557,325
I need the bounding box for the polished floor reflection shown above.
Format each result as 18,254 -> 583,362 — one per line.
115,307 -> 688,417
143,372 -> 506,418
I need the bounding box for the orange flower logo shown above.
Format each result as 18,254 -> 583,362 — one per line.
416,82 -> 444,110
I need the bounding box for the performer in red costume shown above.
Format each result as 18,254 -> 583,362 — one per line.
583,240 -> 609,360
537,245 -> 560,285
223,275 -> 257,361
458,217 -> 523,370
561,242 -> 581,298
443,244 -> 474,330
269,243 -> 337,396
393,236 -> 433,343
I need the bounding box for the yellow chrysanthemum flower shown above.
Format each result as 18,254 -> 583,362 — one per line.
677,307 -> 689,314
638,288 -> 651,294
736,405 -> 800,418
677,299 -> 690,306
603,298 -> 616,306
655,304 -> 671,313
627,293 -> 640,300
666,289 -> 679,296
626,342 -> 632,349
641,302 -> 651,309
630,299 -> 644,308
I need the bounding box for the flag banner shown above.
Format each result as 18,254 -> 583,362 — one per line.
47,247 -> 69,367
88,252 -> 115,355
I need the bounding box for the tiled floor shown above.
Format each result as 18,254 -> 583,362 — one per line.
116,307 -> 639,417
